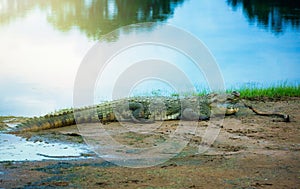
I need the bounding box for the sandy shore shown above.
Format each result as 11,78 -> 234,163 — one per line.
1,98 -> 299,188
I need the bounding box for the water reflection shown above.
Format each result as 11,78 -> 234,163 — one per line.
0,0 -> 185,40
0,0 -> 186,116
227,0 -> 300,34
0,0 -> 299,117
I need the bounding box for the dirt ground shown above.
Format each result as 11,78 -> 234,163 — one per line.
0,98 -> 299,188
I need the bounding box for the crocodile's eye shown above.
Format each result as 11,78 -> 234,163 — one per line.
232,91 -> 240,97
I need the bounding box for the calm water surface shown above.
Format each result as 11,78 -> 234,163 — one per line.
0,133 -> 91,161
0,0 -> 299,116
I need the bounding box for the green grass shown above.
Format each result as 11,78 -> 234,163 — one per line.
130,83 -> 300,99
110,81 -> 300,99
228,83 -> 300,99
182,82 -> 300,99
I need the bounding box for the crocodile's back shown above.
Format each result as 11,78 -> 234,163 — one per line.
9,93 -> 239,133
10,97 -> 183,133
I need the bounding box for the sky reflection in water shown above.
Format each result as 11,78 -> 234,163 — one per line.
0,0 -> 299,116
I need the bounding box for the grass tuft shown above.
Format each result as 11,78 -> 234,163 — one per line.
228,82 -> 300,99
143,82 -> 300,99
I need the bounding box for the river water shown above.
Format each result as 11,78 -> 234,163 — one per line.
0,133 -> 91,161
0,0 -> 299,116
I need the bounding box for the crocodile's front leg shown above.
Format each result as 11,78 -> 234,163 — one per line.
129,102 -> 153,123
111,101 -> 153,123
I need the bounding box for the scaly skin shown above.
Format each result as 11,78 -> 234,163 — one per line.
9,92 -> 240,133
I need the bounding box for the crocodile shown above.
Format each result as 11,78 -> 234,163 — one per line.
8,91 -> 289,133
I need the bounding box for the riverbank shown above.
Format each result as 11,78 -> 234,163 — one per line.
0,97 -> 299,188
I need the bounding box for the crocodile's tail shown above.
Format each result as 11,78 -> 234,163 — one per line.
8,105 -> 117,133
9,110 -> 76,133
